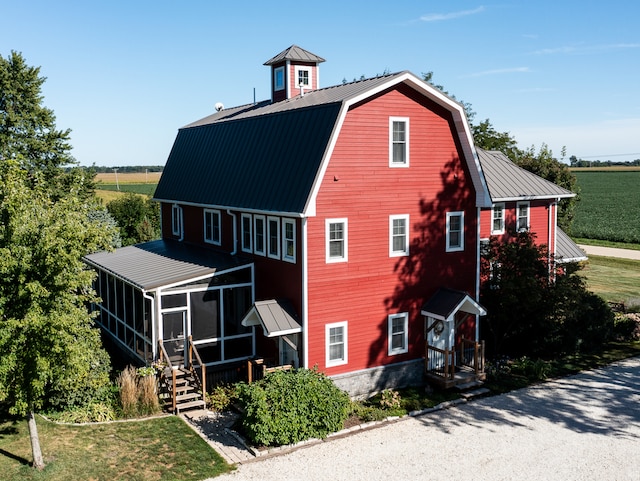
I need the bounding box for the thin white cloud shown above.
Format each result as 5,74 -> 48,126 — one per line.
463,67 -> 530,78
532,43 -> 640,55
420,6 -> 485,22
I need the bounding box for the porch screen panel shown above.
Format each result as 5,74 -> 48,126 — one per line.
190,290 -> 220,341
223,287 -> 252,336
224,336 -> 253,360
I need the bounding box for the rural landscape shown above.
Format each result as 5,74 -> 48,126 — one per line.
2,3 -> 639,478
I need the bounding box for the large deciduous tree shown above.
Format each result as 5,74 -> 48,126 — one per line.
0,51 -> 115,470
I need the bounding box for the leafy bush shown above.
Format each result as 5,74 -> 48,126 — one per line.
237,368 -> 350,446
509,356 -> 551,381
613,313 -> 640,341
206,384 -> 237,412
48,401 -> 116,423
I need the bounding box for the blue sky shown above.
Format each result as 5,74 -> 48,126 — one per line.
3,1 -> 639,166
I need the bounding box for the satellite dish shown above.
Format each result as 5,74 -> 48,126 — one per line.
214,102 -> 224,112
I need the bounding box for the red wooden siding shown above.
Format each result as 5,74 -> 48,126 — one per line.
305,85 -> 479,375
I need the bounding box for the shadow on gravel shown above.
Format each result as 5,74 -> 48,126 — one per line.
417,358 -> 640,438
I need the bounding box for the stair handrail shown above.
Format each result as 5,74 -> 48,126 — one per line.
158,339 -> 177,413
187,336 -> 206,398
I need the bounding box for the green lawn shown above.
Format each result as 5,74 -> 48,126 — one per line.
0,414 -> 232,480
580,255 -> 640,306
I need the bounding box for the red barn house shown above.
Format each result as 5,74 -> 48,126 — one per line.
86,46 -> 512,399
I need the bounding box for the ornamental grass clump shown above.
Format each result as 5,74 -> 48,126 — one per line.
237,368 -> 350,447
117,365 -> 160,418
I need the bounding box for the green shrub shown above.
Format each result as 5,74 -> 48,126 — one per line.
49,401 -> 116,423
237,368 -> 350,447
509,356 -> 551,381
206,384 -> 237,412
613,313 -> 640,341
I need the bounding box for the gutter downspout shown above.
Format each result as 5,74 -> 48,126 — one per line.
142,290 -> 158,361
227,210 -> 237,255
475,206 -> 481,342
302,217 -> 309,368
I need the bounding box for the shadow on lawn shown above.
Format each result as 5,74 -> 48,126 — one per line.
0,448 -> 30,466
416,357 -> 640,438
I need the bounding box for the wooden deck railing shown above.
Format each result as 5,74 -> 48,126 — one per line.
187,336 -> 206,396
459,337 -> 485,375
247,358 -> 293,383
424,344 -> 455,381
158,339 -> 177,413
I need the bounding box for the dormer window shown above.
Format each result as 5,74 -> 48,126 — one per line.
274,66 -> 285,91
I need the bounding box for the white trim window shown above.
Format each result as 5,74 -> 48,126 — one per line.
282,218 -> 296,263
389,117 -> 409,167
254,215 -> 266,256
295,66 -> 311,88
326,218 -> 348,263
203,209 -> 221,245
517,202 -> 530,232
446,211 -> 464,252
389,214 -> 410,257
491,203 -> 505,235
326,321 -> 348,367
388,312 -> 409,355
267,216 -> 280,259
171,204 -> 183,237
241,213 -> 252,253
274,66 -> 285,91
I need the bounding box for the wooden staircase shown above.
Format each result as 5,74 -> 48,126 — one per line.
158,338 -> 207,414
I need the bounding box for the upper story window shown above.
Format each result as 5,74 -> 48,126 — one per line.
389,117 -> 409,167
295,66 -> 311,88
326,218 -> 348,263
517,202 -> 530,232
326,321 -> 348,367
267,216 -> 280,259
254,215 -> 265,256
491,203 -> 505,235
241,213 -> 252,253
274,66 -> 285,91
204,209 -> 221,245
388,312 -> 409,356
171,204 -> 183,238
390,214 -> 410,257
282,218 -> 296,263
446,211 -> 464,252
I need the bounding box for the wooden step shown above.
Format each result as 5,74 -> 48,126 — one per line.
175,399 -> 206,413
176,392 -> 202,403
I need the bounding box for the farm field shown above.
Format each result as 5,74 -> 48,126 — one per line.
572,171 -> 640,245
94,172 -> 161,202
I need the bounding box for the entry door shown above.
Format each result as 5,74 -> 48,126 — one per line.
163,310 -> 187,365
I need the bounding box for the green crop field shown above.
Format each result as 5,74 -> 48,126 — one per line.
96,183 -> 157,196
572,171 -> 640,244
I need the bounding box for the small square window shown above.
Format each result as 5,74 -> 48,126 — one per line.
390,214 -> 409,257
326,321 -> 348,367
389,117 -> 409,167
326,218 -> 348,263
446,211 -> 464,252
388,313 -> 408,355
295,66 -> 312,88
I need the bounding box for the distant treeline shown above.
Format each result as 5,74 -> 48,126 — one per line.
67,165 -> 164,173
569,156 -> 640,168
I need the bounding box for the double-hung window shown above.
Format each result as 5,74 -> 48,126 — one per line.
446,211 -> 464,252
326,321 -> 348,367
267,216 -> 280,259
171,204 -> 183,238
254,215 -> 265,256
326,218 -> 348,263
282,219 -> 296,263
389,117 -> 409,167
517,202 -> 530,231
204,209 -> 221,245
491,203 -> 505,235
390,214 -> 410,257
388,312 -> 408,355
241,214 -> 252,253
274,66 -> 284,91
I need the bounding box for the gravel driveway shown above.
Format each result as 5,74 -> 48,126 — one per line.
215,357 -> 640,481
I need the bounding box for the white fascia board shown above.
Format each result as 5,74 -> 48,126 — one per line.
491,193 -> 576,203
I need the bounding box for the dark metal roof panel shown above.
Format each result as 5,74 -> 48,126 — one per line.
241,299 -> 302,337
421,288 -> 486,320
555,228 -> 587,263
263,45 -> 326,65
84,240 -> 252,290
477,148 -> 575,201
154,102 -> 342,213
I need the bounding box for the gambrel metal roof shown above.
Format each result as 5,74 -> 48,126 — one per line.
154,71 -> 492,214
477,148 -> 575,202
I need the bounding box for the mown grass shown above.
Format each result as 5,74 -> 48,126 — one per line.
572,171 -> 640,244
0,414 -> 232,480
580,255 -> 640,304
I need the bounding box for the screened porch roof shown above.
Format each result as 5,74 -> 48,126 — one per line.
241,299 -> 302,338
84,239 -> 253,291
421,288 -> 487,322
